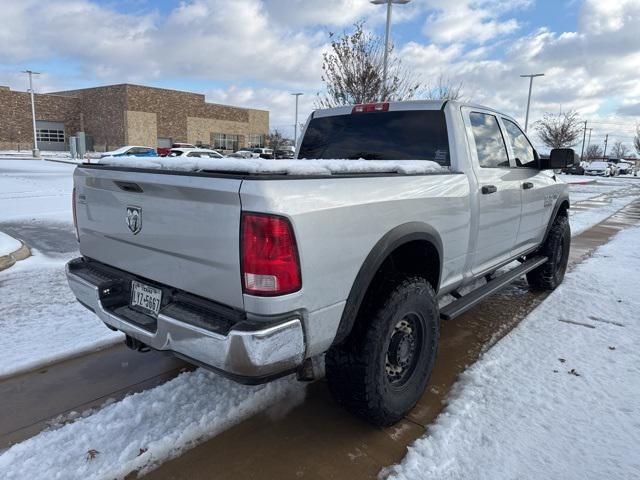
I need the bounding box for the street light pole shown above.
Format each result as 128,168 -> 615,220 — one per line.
291,93 -> 304,148
22,69 -> 41,158
520,73 -> 544,132
371,0 -> 411,101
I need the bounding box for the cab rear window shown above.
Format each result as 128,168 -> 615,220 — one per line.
298,110 -> 450,166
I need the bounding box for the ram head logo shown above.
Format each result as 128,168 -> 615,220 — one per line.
126,206 -> 142,234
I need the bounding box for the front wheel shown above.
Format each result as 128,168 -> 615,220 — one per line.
527,215 -> 570,290
325,277 -> 440,426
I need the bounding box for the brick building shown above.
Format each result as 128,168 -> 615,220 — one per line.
0,83 -> 269,152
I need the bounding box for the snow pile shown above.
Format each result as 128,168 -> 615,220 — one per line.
0,255 -> 122,379
383,225 -> 640,480
0,369 -> 306,479
0,231 -> 21,257
97,155 -> 448,176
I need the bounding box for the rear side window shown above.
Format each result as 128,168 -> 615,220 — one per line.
502,118 -> 536,168
469,112 -> 509,168
298,110 -> 450,166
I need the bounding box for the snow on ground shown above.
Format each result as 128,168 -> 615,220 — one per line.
384,225 -> 640,480
0,369 -> 307,479
0,231 -> 21,257
562,174 -> 637,203
0,159 -> 121,378
98,155 -> 448,175
0,159 -> 75,222
0,254 -> 122,379
0,150 -> 72,159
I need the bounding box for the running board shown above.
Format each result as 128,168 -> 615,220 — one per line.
440,255 -> 548,321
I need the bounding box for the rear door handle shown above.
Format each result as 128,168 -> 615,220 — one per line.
481,185 -> 497,194
522,182 -> 534,190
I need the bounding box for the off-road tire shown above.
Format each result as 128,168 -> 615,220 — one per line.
325,276 -> 440,427
527,215 -> 570,290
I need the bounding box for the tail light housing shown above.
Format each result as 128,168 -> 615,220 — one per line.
352,102 -> 389,114
72,187 -> 79,241
241,213 -> 301,296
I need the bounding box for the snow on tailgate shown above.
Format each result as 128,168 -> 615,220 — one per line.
97,156 -> 448,175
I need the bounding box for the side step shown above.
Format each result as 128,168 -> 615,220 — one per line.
440,255 -> 548,321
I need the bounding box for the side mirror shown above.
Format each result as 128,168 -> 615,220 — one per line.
548,148 -> 578,169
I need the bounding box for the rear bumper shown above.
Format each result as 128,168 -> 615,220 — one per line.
66,258 -> 305,380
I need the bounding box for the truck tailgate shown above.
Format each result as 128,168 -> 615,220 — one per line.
74,166 -> 244,309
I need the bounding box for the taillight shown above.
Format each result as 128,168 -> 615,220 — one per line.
352,102 -> 389,114
241,213 -> 301,296
72,187 -> 79,242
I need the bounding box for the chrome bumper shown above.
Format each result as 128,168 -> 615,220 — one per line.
66,262 -> 305,379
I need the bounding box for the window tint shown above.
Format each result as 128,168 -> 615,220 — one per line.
187,152 -> 200,157
503,118 -> 536,168
469,113 -> 509,168
298,110 -> 450,165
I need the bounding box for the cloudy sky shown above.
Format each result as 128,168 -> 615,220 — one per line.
1,0 -> 639,152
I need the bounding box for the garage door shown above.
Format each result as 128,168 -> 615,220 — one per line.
36,120 -> 66,151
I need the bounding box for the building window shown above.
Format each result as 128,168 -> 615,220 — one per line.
212,133 -> 239,151
248,134 -> 265,148
36,128 -> 65,143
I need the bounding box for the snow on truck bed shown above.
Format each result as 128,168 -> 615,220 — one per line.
96,156 -> 448,175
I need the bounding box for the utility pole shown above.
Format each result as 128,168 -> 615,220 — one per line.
580,120 -> 587,160
520,73 -> 545,132
602,134 -> 609,161
22,69 -> 41,158
291,93 -> 303,148
370,0 -> 411,101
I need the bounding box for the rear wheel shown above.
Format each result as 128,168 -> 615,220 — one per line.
325,276 -> 440,426
527,215 -> 570,290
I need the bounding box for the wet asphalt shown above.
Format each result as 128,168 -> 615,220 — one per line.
1,187 -> 639,478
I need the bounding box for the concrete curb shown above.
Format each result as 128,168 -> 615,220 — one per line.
0,241 -> 31,272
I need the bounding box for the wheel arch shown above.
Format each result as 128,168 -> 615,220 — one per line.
542,194 -> 570,244
331,222 -> 443,347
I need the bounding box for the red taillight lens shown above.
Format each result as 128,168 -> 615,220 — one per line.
241,213 -> 301,296
352,102 -> 389,114
72,187 -> 79,242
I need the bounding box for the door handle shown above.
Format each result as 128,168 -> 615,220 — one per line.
522,182 -> 534,190
481,185 -> 497,194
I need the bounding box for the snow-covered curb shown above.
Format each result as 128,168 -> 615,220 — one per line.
0,369 -> 307,479
0,232 -> 30,272
383,225 -> 640,480
97,156 -> 448,176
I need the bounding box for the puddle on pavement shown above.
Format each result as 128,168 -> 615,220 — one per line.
143,200 -> 640,480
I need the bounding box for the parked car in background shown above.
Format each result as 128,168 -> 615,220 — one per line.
100,146 -> 156,158
275,149 -> 295,159
168,148 -> 224,158
252,147 -> 274,159
157,143 -> 196,157
585,161 -> 613,176
234,148 -> 260,158
562,163 -> 585,175
617,162 -> 633,175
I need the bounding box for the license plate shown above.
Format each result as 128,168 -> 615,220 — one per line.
130,281 -> 162,317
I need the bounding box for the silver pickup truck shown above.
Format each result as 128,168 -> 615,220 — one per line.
66,100 -> 577,425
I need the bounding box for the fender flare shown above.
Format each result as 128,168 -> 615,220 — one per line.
331,222 -> 443,346
542,193 -> 570,243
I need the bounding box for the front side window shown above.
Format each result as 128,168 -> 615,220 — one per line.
502,118 -> 536,168
298,110 -> 450,165
469,112 -> 509,168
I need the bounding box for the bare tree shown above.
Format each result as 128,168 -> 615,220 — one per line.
424,74 -> 464,101
634,125 -> 640,156
610,140 -> 629,158
316,22 -> 421,108
585,144 -> 603,160
534,111 -> 583,149
267,129 -> 290,153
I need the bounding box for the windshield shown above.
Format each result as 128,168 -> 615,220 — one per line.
298,110 -> 450,165
589,162 -> 607,169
